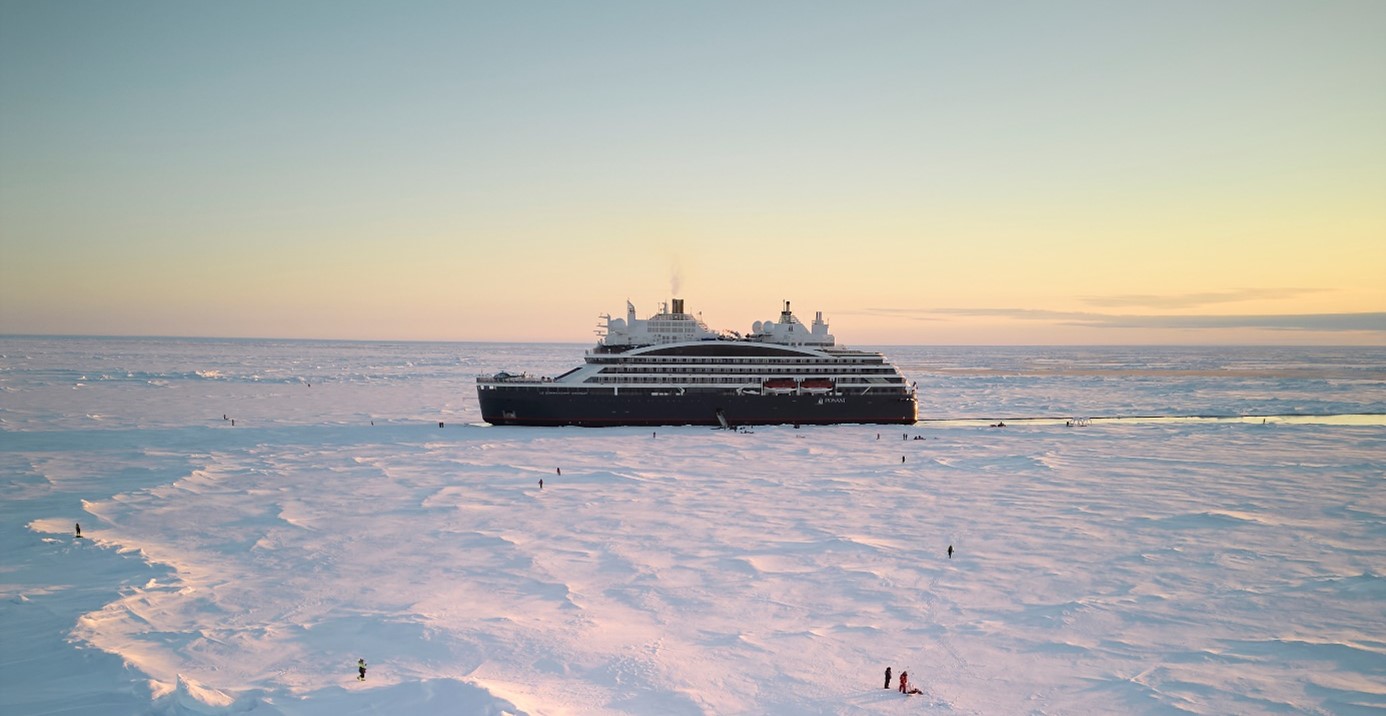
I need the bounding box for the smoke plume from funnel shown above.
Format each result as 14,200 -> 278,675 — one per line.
670,258 -> 683,297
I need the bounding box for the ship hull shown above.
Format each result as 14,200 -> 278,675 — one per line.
477,386 -> 917,427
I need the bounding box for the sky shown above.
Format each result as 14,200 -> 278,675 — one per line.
2,1 -> 1383,345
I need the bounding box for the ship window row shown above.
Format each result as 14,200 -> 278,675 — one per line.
585,376 -> 768,385
518,385 -> 909,395
589,356 -> 884,366
595,366 -> 899,376
583,375 -> 904,385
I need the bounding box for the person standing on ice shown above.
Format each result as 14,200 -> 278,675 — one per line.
884,666 -> 892,689
948,544 -> 953,559
539,478 -> 544,490
898,670 -> 909,693
357,658 -> 367,681
74,523 -> 81,538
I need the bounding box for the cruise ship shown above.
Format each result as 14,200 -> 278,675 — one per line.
476,298 -> 918,427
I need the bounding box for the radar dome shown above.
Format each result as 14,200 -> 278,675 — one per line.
752,321 -> 762,332
608,318 -> 626,330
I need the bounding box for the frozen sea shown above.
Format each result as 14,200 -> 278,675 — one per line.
2,337 -> 1383,715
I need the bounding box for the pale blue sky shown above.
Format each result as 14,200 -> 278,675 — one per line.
3,1 -> 1383,343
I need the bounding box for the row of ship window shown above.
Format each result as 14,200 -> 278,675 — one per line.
596,366 -> 898,375
589,356 -> 885,365
583,376 -> 903,385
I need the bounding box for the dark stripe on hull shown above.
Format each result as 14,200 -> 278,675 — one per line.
477,388 -> 917,427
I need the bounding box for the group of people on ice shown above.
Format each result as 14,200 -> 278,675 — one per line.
885,666 -> 922,695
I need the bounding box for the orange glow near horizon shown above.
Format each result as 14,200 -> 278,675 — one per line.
2,3 -> 1382,344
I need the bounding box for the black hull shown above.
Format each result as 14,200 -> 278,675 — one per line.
477,387 -> 917,427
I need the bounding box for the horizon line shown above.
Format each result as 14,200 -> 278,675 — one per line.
2,333 -> 1383,349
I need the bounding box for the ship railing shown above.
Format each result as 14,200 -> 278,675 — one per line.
476,372 -> 549,384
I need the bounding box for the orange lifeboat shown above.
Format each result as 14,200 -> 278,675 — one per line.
763,378 -> 796,392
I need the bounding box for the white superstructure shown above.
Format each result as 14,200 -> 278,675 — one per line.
599,298 -> 834,351
598,298 -> 724,349
748,301 -> 834,347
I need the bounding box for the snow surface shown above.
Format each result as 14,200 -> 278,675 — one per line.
2,338 -> 1384,714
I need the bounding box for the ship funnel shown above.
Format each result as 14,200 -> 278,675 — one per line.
672,298 -> 685,315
